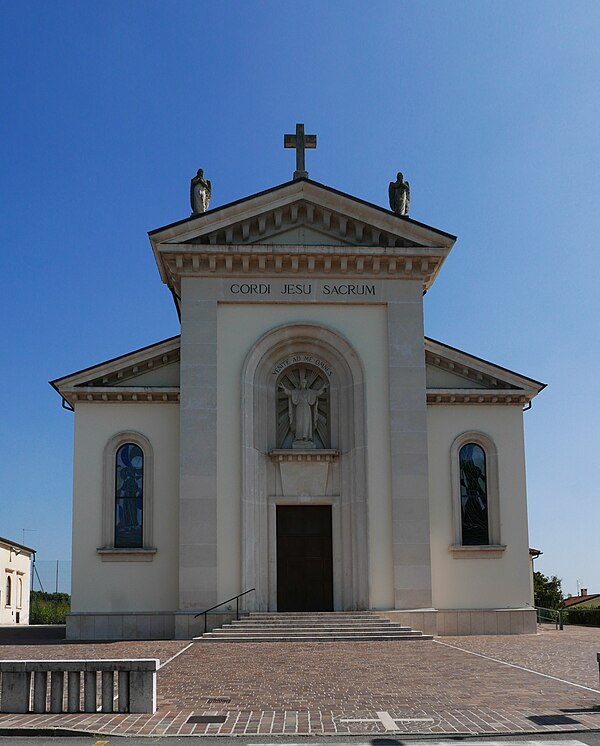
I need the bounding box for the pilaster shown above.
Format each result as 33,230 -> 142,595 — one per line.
178,277 -> 218,610
387,282 -> 432,608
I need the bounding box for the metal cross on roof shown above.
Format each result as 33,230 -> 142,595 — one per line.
284,123 -> 317,180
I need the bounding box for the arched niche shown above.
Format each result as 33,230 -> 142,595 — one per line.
241,322 -> 369,611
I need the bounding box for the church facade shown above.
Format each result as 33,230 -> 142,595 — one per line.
53,170 -> 544,640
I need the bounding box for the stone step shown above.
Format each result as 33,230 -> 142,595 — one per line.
246,612 -> 382,617
239,615 -> 391,621
195,633 -> 433,643
210,627 -> 416,636
193,611 -> 432,643
223,622 -> 411,632
231,617 -> 400,627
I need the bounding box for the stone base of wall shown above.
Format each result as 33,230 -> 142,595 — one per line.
67,607 -> 537,640
66,611 -> 240,640
379,609 -> 439,635
436,607 -> 537,635
380,608 -> 536,636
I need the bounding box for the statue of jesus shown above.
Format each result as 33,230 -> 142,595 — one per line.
279,376 -> 328,447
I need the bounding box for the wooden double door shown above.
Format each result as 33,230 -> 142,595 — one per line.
276,505 -> 334,612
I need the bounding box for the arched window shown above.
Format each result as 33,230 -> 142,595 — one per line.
115,443 -> 144,548
450,431 -> 502,556
100,431 -> 155,557
6,575 -> 12,607
17,577 -> 23,608
459,443 -> 489,545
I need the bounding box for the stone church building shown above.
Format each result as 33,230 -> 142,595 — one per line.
53,138 -> 544,639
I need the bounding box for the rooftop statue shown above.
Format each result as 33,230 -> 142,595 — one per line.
389,172 -> 410,215
190,168 -> 211,214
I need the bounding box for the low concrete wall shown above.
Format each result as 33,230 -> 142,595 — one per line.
0,659 -> 158,714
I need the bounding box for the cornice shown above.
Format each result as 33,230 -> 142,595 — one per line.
426,389 -> 530,405
156,243 -> 450,293
425,338 -> 545,393
64,386 -> 528,406
425,349 -> 519,390
62,386 -> 180,405
149,178 -> 457,244
51,337 -> 180,390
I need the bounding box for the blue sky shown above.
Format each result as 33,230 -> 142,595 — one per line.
1,1 -> 599,597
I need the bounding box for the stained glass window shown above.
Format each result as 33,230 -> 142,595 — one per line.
459,443 -> 489,545
115,443 -> 143,548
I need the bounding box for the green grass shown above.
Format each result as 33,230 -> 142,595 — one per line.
29,591 -> 71,624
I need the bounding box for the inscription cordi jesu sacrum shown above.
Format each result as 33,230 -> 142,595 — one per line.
229,282 -> 376,296
276,364 -> 330,449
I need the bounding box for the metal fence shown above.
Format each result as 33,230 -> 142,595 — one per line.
31,560 -> 72,595
535,605 -> 600,629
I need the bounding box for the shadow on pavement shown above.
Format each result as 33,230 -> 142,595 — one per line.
0,625 -> 66,645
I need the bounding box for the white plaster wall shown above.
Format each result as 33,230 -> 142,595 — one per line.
71,403 -> 179,612
427,405 -> 533,609
0,546 -> 31,624
216,303 -> 394,609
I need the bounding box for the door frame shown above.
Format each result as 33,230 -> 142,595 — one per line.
269,495 -> 342,612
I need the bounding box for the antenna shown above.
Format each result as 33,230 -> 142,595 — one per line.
22,528 -> 37,546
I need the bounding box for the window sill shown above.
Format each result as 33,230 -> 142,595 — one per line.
449,544 -> 506,559
97,548 -> 157,562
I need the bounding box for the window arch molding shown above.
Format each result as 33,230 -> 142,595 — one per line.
100,430 -> 155,558
450,431 -> 503,557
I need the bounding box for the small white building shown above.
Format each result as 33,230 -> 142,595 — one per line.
53,163 -> 545,640
0,537 -> 34,625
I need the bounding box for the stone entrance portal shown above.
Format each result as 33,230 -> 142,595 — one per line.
276,505 -> 333,612
242,323 -> 370,612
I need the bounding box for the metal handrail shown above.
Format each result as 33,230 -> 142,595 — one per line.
534,605 -> 563,629
194,588 -> 256,634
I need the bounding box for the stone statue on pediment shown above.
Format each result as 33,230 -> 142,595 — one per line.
279,375 -> 328,448
190,168 -> 211,214
389,172 -> 410,215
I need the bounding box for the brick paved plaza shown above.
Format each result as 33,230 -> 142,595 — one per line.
0,625 -> 599,737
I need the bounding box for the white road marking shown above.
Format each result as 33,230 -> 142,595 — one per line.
376,710 -> 399,730
158,641 -> 194,669
250,742 -> 587,746
435,639 -> 600,693
339,710 -> 435,730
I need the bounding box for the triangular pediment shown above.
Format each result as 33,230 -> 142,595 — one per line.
51,336 -> 180,405
150,178 -> 455,250
185,218 -> 359,247
425,337 -> 545,400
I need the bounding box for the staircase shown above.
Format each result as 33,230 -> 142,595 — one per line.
194,611 -> 432,643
